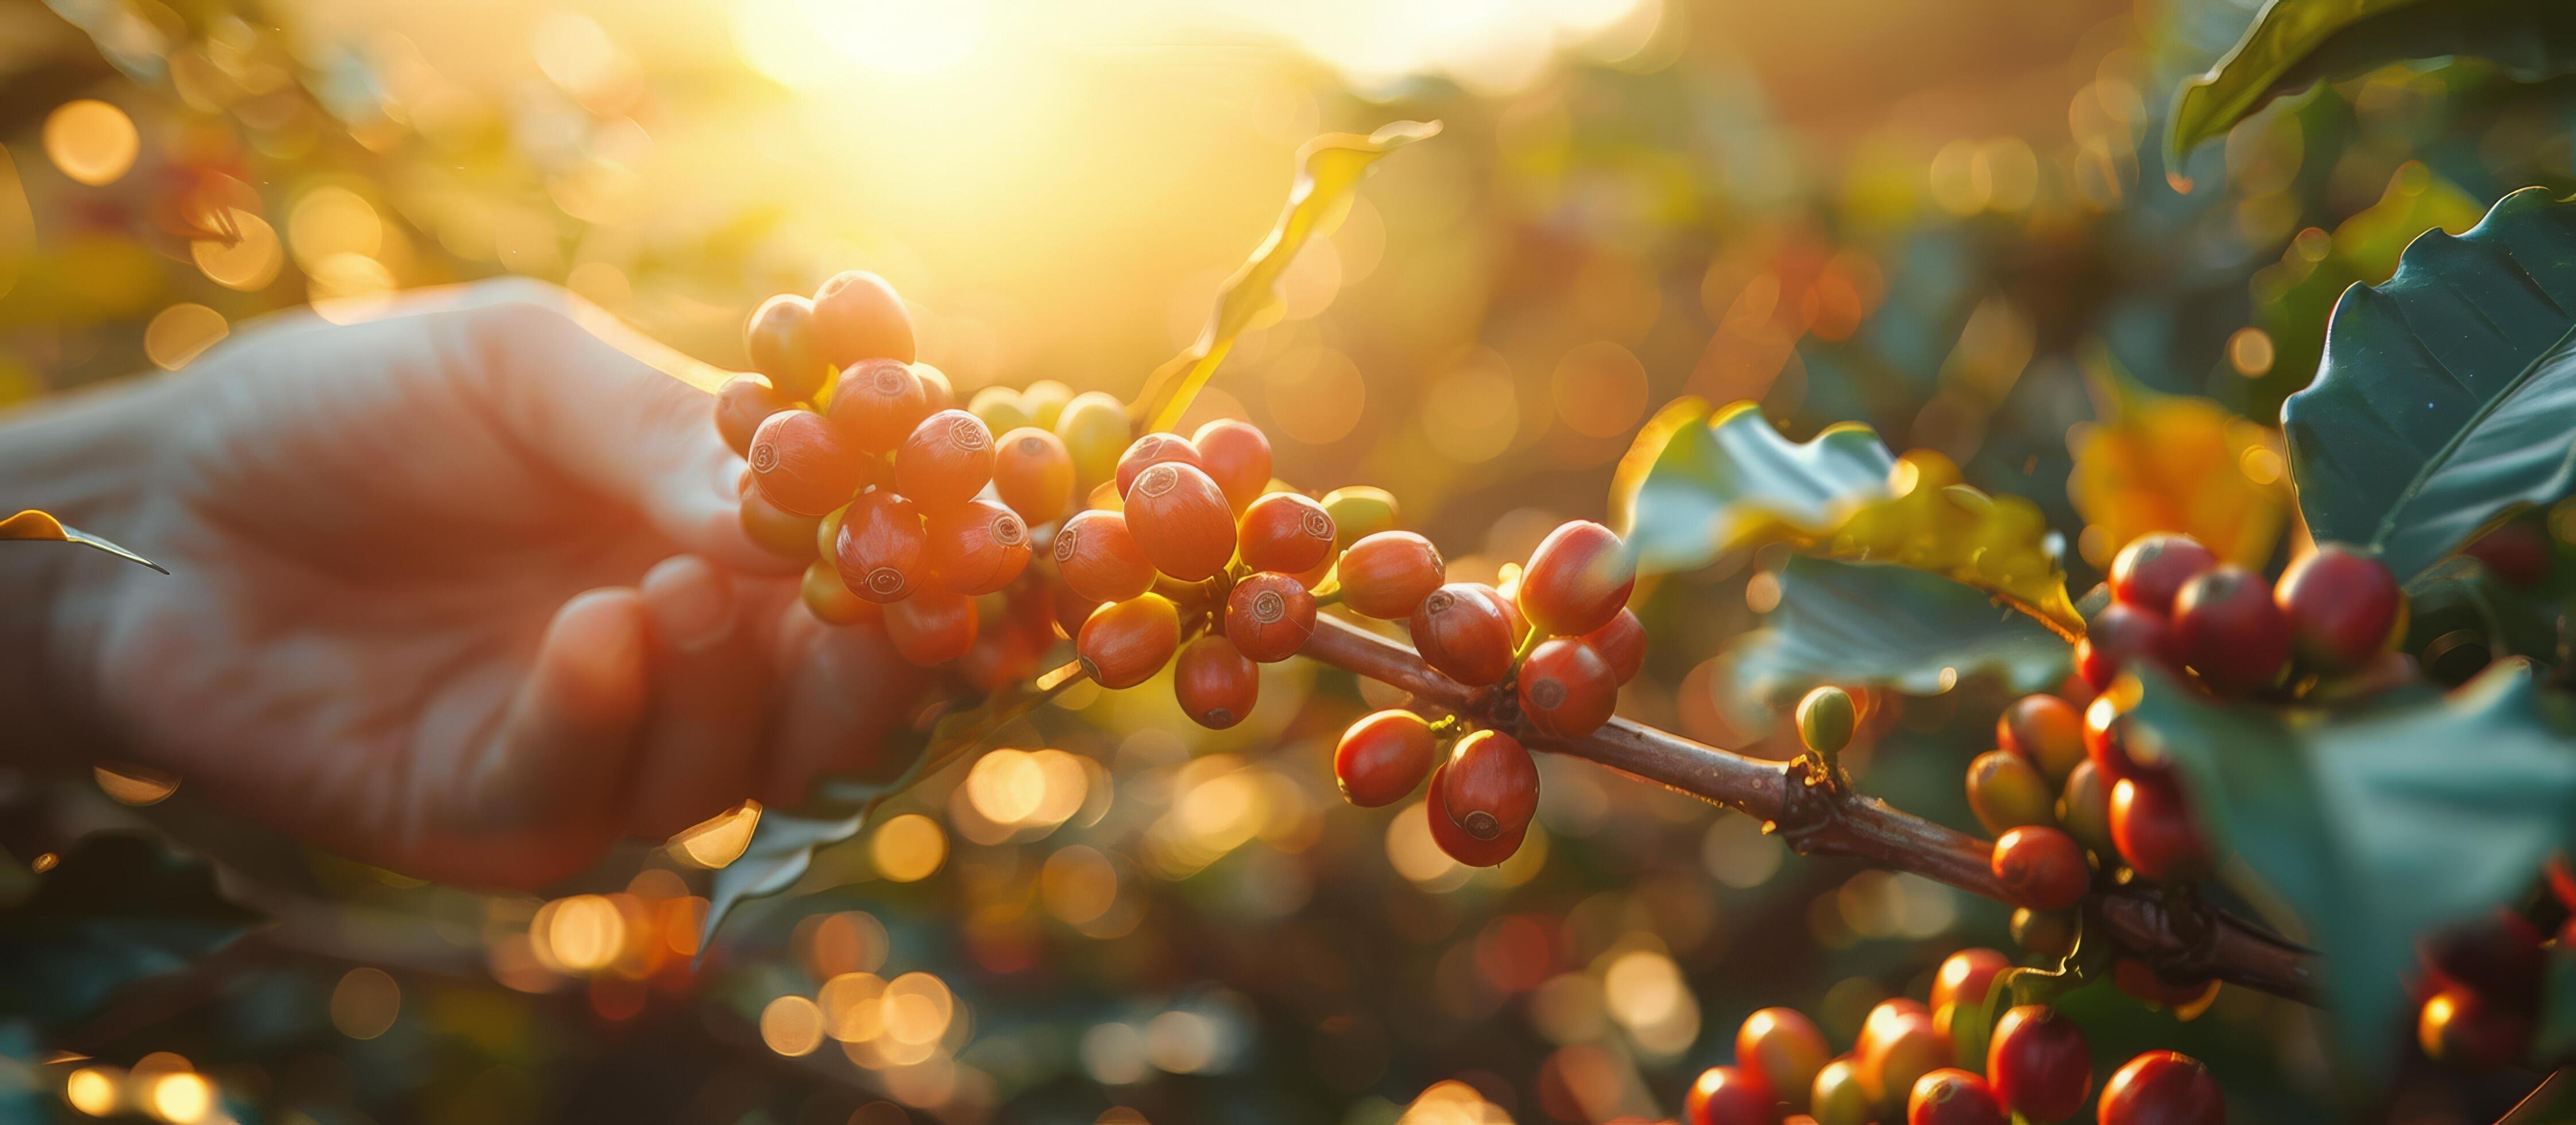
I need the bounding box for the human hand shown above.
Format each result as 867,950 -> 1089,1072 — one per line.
3,280 -> 931,888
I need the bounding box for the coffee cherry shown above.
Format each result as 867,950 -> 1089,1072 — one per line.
1998,694 -> 2084,783
2082,693 -> 2155,781
1581,608 -> 1645,683
800,559 -> 879,626
2109,533 -> 2217,615
1237,492 -> 1336,576
2173,566 -> 2290,695
2097,1052 -> 2223,1125
1855,1002 -> 1948,1114
2273,545 -> 2403,673
2465,521 -> 2554,587
1076,594 -> 1179,689
1321,486 -> 1399,548
1174,634 -> 1258,730
2010,907 -> 2080,959
740,484 -> 823,560
745,294 -> 829,402
1425,766 -> 1524,867
1054,510 -> 1155,603
925,499 -> 1031,595
1339,532 -> 1446,618
1798,686 -> 1858,755
1019,379 -> 1072,429
1334,710 -> 1437,807
1992,826 -> 2088,910
1438,729 -> 1538,842
2110,775 -> 2211,882
1685,1066 -> 1774,1125
1908,1069 -> 2003,1125
1966,750 -> 2052,836
1225,572 -> 1317,662
2419,907 -> 2546,999
2419,986 -> 2531,1072
1410,584 -> 1517,686
913,363 -> 956,413
1987,1006 -> 2090,1123
1931,948 -> 2010,1014
1812,1058 -> 1871,1125
1737,1007 -> 1829,1114
1053,391 -> 1130,491
2056,760 -> 2115,856
833,491 -> 929,604
895,409 -> 996,511
716,374 -> 791,457
884,585 -> 977,666
1519,521 -> 1637,637
2075,603 -> 2182,692
811,269 -> 915,366
1191,418 -> 1272,512
1115,433 -> 1204,498
1519,638 -> 1619,738
968,385 -> 1032,437
749,409 -> 869,517
1124,461 -> 1237,580
993,427 -> 1074,523
827,358 -> 933,455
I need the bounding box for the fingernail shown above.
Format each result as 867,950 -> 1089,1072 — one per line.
645,558 -> 734,654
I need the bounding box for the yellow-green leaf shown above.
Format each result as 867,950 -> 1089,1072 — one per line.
0,510 -> 165,573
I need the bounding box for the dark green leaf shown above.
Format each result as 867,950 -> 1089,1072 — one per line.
2124,660 -> 2576,1062
1726,557 -> 2071,715
2540,947 -> 2576,1061
2283,187 -> 2576,580
0,833 -> 261,1031
1611,399 -> 1895,576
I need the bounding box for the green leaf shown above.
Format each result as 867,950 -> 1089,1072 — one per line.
1726,558 -> 2071,715
2122,659 -> 2576,1063
2169,0 -> 2576,165
2282,187 -> 2576,580
0,509 -> 165,572
1611,398 -> 1896,575
0,833 -> 261,1030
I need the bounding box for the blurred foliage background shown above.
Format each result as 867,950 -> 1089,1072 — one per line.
2,0 -> 2570,1121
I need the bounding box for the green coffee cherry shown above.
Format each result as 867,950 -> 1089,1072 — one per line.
1054,391 -> 1130,492
968,385 -> 1032,437
1796,686 -> 1856,755
1321,486 -> 1399,549
1020,379 -> 1073,430
2010,906 -> 2080,959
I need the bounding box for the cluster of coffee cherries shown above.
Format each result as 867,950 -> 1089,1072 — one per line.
1684,948 -> 2225,1124
2409,860 -> 2576,1072
1325,520 -> 1643,868
2075,533 -> 2406,700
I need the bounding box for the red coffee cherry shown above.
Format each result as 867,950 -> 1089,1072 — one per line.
1054,510 -> 1156,603
2419,986 -> 2532,1072
1410,584 -> 1516,686
1737,1007 -> 1830,1114
1236,492 -> 1336,576
745,293 -> 829,402
1174,634 -> 1259,730
914,364 -> 956,414
1076,593 -> 1179,689
827,358 -> 933,455
715,374 -> 791,457
1998,694 -> 2084,783
2173,566 -> 2291,695
1987,1006 -> 2091,1124
1581,608 -> 1645,683
2081,693 -> 2157,781
1855,1002 -> 1948,1113
2420,907 -> 2547,999
2097,1052 -> 2223,1125
2109,775 -> 2211,882
1333,710 -> 1437,808
1930,948 -> 2009,1014
895,409 -> 996,511
925,499 -> 1031,595
1115,433 -> 1204,498
1191,418 -> 1272,512
740,484 -> 823,560
1225,572 -> 1317,662
1966,749 -> 2053,836
811,269 -> 915,366
1908,1068 -> 2003,1125
884,585 -> 977,667
1992,825 -> 2088,910
2466,522 -> 2554,587
2075,603 -> 2182,692
1123,461 -> 1237,581
749,409 -> 869,517
1425,765 -> 1523,867
2056,759 -> 2115,856
2273,545 -> 2403,673
1338,532 -> 1446,618
800,560 -> 880,626
2109,533 -> 2217,615
833,491 -> 929,604
1518,638 -> 1619,737
1684,1065 -> 1773,1125
993,427 -> 1074,524
1438,729 -> 1538,842
1519,521 -> 1637,637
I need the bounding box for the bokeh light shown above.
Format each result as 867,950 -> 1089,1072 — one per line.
330,967 -> 402,1039
871,813 -> 947,882
42,99 -> 137,186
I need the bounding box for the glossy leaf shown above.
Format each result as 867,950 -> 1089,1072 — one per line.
0,833 -> 261,1030
1135,120 -> 1440,432
2169,0 -> 2576,165
0,509 -> 165,572
1612,398 -> 1895,573
2283,188 -> 2576,580
1727,557 -> 2072,715
2122,659 -> 2576,1062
